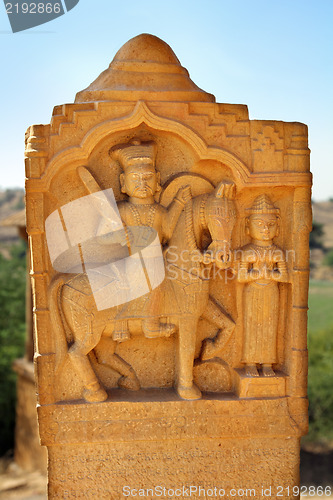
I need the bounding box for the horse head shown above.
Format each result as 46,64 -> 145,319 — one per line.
203,180 -> 236,269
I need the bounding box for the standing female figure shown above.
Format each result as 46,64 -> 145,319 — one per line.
238,194 -> 288,377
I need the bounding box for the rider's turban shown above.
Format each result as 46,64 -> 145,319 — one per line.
111,139 -> 157,170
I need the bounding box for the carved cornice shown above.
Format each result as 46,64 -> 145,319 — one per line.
26,101 -> 311,192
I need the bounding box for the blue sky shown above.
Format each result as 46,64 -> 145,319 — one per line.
0,0 -> 332,200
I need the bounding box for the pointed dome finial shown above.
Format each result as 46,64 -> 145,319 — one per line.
75,34 -> 215,103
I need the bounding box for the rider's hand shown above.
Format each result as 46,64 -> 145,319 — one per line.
215,181 -> 236,199
176,185 -> 191,205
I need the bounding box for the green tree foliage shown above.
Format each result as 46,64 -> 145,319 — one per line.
14,197 -> 25,210
1,189 -> 17,204
0,241 -> 26,454
307,326 -> 333,442
323,249 -> 333,267
306,282 -> 333,443
309,221 -> 324,249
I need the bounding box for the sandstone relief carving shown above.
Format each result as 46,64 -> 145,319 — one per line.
47,139 -> 236,402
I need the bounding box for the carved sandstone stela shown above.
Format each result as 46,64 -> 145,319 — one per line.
26,33 -> 311,499
26,35 -> 311,405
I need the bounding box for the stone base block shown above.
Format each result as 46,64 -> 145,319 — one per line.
234,369 -> 286,398
38,390 -> 303,499
48,437 -> 300,499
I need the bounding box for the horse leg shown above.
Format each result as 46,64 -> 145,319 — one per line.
142,286 -> 176,338
200,296 -> 235,361
68,338 -> 108,403
176,316 -> 202,400
94,337 -> 140,391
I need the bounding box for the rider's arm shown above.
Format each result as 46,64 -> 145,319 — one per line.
162,199 -> 185,241
162,185 -> 191,241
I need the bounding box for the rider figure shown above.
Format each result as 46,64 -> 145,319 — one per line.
105,139 -> 191,341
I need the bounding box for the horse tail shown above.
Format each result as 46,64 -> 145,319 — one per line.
48,275 -> 69,374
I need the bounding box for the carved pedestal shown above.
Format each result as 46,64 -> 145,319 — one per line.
39,392 -> 305,499
25,34 -> 311,499
234,369 -> 287,398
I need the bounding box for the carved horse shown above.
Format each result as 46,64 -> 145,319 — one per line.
49,179 -> 236,402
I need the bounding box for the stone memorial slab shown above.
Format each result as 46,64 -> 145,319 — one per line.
25,34 -> 312,499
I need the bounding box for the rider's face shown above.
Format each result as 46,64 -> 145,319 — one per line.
121,164 -> 158,199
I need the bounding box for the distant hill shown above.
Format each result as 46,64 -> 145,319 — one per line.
0,188 -> 25,250
311,200 -> 333,280
312,200 -> 333,249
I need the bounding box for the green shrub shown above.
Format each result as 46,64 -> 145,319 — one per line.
309,221 -> 324,249
307,326 -> 333,442
1,189 -> 17,204
0,240 -> 26,454
14,197 -> 25,210
323,249 -> 333,267
305,281 -> 333,444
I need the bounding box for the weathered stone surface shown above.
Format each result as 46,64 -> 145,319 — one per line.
25,34 -> 311,498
